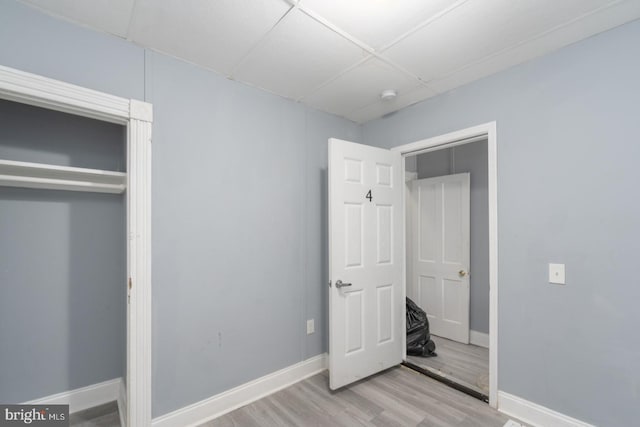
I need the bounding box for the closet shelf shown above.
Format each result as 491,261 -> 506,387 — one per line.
0,159 -> 126,194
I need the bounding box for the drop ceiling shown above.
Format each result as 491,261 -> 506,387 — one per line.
19,0 -> 640,123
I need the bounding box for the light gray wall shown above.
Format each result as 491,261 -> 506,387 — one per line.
0,0 -> 360,417
145,52 -> 360,414
363,19 -> 640,427
415,141 -> 489,334
0,100 -> 126,403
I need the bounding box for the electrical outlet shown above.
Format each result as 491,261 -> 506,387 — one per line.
306,319 -> 315,335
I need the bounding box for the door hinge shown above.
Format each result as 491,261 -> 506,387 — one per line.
328,280 -> 332,288
128,277 -> 132,290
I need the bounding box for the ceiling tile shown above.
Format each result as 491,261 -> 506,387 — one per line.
127,0 -> 292,76
300,0 -> 461,49
384,0 -> 617,82
234,9 -> 367,100
428,0 -> 640,95
21,0 -> 135,37
303,57 -> 423,117
347,85 -> 438,123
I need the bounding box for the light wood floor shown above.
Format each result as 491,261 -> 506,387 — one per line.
203,366 -> 515,427
407,335 -> 490,396
69,401 -> 120,427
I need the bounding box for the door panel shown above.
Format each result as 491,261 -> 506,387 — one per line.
345,290 -> 364,354
418,182 -> 438,262
345,203 -> 363,268
329,138 -> 403,390
376,205 -> 393,264
411,173 -> 470,344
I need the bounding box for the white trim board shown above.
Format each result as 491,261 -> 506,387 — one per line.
498,391 -> 595,427
470,330 -> 490,348
118,380 -> 127,427
0,65 -> 130,124
393,121 -> 498,408
152,354 -> 328,427
25,378 -> 121,414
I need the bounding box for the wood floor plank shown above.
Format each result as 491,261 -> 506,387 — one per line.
68,402 -> 120,427
407,335 -> 489,395
202,365 -> 517,427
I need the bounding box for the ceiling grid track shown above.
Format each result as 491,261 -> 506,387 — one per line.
424,0 -> 626,89
228,2 -> 299,79
124,0 -> 140,42
376,0 -> 471,53
293,0 -> 473,105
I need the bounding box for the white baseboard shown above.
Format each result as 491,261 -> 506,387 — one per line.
25,378 -> 122,414
470,330 -> 490,348
498,391 -> 595,427
117,380 -> 127,427
152,353 -> 328,427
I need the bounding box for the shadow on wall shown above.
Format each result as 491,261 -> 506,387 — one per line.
321,168 -> 328,351
0,99 -> 126,171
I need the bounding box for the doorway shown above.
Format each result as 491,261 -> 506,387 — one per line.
327,122 -> 498,407
393,122 -> 498,408
403,139 -> 490,401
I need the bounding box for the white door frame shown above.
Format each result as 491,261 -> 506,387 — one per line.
0,65 -> 153,426
392,122 -> 498,408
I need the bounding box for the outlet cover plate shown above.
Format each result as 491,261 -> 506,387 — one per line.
549,263 -> 565,284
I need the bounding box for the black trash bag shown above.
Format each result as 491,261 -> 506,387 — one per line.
406,297 -> 437,357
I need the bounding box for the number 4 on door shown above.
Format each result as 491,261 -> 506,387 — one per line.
366,190 -> 372,202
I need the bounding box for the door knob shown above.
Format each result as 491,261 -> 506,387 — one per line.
336,280 -> 352,289
459,270 -> 468,277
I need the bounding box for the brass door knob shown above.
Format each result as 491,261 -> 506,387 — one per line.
459,270 -> 468,277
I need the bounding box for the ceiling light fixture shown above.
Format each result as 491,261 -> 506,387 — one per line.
380,89 -> 397,101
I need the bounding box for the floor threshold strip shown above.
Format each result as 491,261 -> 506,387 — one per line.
401,361 -> 489,403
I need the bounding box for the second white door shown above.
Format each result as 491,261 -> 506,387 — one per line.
411,173 -> 470,344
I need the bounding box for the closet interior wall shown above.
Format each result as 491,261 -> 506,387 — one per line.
0,99 -> 127,403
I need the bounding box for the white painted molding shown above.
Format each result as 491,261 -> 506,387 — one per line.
498,391 -> 595,427
130,99 -> 153,122
0,65 -> 130,124
25,378 -> 121,414
118,380 -> 127,427
127,118 -> 153,427
487,121 -> 499,409
152,354 -> 328,427
391,124 -> 491,155
470,330 -> 490,348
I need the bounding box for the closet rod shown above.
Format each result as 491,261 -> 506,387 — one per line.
0,159 -> 126,194
0,174 -> 125,193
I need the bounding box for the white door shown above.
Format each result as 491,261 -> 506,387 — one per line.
328,138 -> 403,390
411,173 -> 470,343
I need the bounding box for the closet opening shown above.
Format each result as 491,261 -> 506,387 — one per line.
0,64 -> 153,427
0,99 -> 127,424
